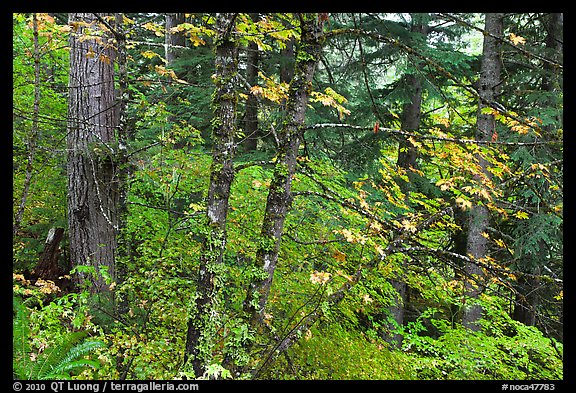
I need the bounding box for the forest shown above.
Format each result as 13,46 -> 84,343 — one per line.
12,12 -> 563,381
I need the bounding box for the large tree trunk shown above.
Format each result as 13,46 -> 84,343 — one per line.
387,71 -> 422,347
184,13 -> 239,378
244,13 -> 324,330
386,17 -> 428,348
462,13 -> 503,331
66,13 -> 119,294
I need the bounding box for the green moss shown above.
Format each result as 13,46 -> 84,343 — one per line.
263,322 -> 417,380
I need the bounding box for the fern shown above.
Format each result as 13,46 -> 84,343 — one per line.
13,297 -> 32,379
13,296 -> 105,380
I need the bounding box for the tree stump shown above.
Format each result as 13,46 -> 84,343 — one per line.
33,227 -> 64,282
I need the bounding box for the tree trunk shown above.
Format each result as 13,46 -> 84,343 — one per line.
512,265 -> 541,326
33,227 -> 65,282
462,12 -> 503,331
165,13 -> 186,67
244,13 -> 324,330
386,18 -> 428,348
396,72 -> 423,180
66,13 -> 119,294
184,12 -> 239,378
242,13 -> 260,152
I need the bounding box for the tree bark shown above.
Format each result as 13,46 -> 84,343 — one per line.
184,12 -> 239,378
387,17 -> 428,348
66,13 -> 119,294
33,227 -> 65,282
279,38 -> 295,84
462,12 -> 503,331
165,13 -> 186,67
242,13 -> 260,152
244,13 -> 324,330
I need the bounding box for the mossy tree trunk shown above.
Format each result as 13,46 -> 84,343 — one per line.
184,12 -> 239,378
244,13 -> 324,332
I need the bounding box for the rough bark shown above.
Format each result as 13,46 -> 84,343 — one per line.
33,227 -> 65,282
387,18 -> 428,348
512,265 -> 541,326
396,71 -> 423,179
244,13 -> 324,330
242,13 -> 260,152
165,13 -> 186,67
66,13 -> 119,294
184,13 -> 239,378
462,13 -> 503,331
279,38 -> 295,84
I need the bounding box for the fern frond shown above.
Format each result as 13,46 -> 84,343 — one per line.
47,340 -> 105,378
33,333 -> 105,380
32,331 -> 87,379
13,297 -> 32,379
13,295 -> 105,380
45,359 -> 101,379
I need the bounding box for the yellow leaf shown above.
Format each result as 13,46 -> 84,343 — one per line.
494,238 -> 506,248
310,270 -> 331,285
335,270 -> 354,282
512,124 -> 530,135
554,290 -> 563,301
509,32 -> 526,45
478,188 -> 492,201
401,219 -> 417,233
141,50 -> 159,59
85,47 -> 96,59
455,196 -> 472,210
362,294 -> 373,304
436,178 -> 453,191
408,136 -> 422,148
99,53 -> 111,64
514,211 -> 529,220
333,250 -> 346,263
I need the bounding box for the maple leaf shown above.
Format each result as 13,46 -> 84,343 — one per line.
362,294 -> 374,304
141,50 -> 160,59
455,196 -> 472,210
408,136 -> 422,148
401,219 -> 417,233
310,271 -> 331,285
494,238 -> 506,248
332,250 -> 346,263
85,47 -> 96,59
509,32 -> 526,45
